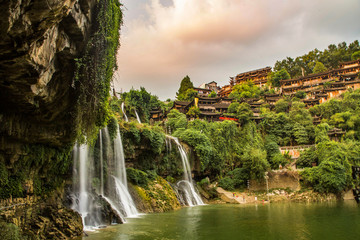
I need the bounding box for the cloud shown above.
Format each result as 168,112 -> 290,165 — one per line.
115,0 -> 360,100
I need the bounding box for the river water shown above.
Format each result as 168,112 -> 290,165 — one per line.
82,201 -> 360,240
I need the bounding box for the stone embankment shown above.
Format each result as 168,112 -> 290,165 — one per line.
213,187 -> 338,204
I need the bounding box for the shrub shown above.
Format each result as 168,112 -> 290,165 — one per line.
301,160 -> 347,194
126,168 -> 149,187
218,177 -> 235,191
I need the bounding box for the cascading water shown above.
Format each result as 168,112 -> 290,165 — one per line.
99,129 -> 104,196
71,144 -> 102,230
103,125 -> 138,219
134,109 -> 141,124
167,136 -> 204,206
121,102 -> 128,122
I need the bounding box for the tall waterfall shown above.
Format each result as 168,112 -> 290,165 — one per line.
72,126 -> 139,230
121,102 -> 128,122
134,109 -> 141,124
167,136 -> 204,206
104,125 -> 138,218
99,129 -> 104,196
71,144 -> 102,230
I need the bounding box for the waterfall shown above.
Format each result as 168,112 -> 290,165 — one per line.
99,129 -> 104,196
121,102 -> 128,122
167,136 -> 204,206
104,125 -> 138,218
71,144 -> 102,230
134,109 -> 141,124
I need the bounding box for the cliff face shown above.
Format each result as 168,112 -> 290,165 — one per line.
0,0 -> 120,238
0,0 -> 96,147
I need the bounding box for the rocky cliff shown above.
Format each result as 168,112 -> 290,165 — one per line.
0,0 -> 122,238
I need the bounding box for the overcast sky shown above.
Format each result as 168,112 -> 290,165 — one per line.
113,0 -> 360,100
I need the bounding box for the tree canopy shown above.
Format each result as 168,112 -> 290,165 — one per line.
269,69 -> 290,87
176,75 -> 194,100
229,81 -> 260,100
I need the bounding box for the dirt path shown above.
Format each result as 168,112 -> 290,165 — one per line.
216,187 -> 249,204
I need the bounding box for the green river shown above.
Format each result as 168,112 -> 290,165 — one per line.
83,201 -> 360,240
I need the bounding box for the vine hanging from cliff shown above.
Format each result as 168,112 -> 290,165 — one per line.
74,0 -> 123,141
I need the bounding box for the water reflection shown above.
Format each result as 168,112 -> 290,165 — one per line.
83,202 -> 360,240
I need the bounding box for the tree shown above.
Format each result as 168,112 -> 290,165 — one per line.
351,51 -> 360,60
208,91 -> 217,98
179,88 -> 198,101
236,103 -> 253,125
274,99 -> 290,113
176,75 -> 193,100
301,160 -> 348,194
312,61 -> 328,74
294,90 -> 306,99
293,123 -> 309,145
166,109 -> 188,132
269,69 -> 291,87
229,81 -> 260,100
186,106 -> 200,118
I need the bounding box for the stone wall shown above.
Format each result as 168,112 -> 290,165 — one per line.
249,170 -> 301,191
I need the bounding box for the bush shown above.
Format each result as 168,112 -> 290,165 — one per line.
126,168 -> 150,187
227,168 -> 249,188
301,160 -> 347,194
0,221 -> 21,240
218,177 -> 235,191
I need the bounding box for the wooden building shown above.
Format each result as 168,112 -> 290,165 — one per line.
279,59 -> 360,107
234,67 -> 272,87
172,101 -> 191,114
218,85 -> 232,98
193,87 -> 212,97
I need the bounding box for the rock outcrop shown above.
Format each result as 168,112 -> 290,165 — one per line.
0,0 -> 96,147
0,0 -> 122,238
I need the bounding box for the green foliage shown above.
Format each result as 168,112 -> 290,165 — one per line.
264,137 -> 287,169
208,91 -> 217,97
166,109 -> 188,132
228,102 -> 240,114
351,50 -> 360,60
107,116 -> 118,140
0,221 -> 22,240
0,144 -> 73,199
297,146 -> 318,168
312,61 -> 328,74
270,68 -> 290,87
229,81 -> 260,100
293,123 -> 309,145
227,168 -> 249,188
173,128 -> 213,171
242,147 -> 269,180
127,168 -> 151,188
294,90 -> 307,99
227,102 -> 253,125
186,106 -> 201,118
176,75 -> 194,100
274,99 -> 290,113
218,177 -> 235,191
274,40 -> 360,78
301,160 -> 347,194
178,88 -> 198,102
74,0 -> 123,140
119,87 -> 164,122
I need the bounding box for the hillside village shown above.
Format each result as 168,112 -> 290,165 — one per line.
150,59 -> 360,124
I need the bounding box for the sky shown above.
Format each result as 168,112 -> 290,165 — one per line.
113,0 -> 360,100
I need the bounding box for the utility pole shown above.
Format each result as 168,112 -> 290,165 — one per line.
265,171 -> 270,202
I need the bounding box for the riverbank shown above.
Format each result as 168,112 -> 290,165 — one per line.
211,187 -> 339,204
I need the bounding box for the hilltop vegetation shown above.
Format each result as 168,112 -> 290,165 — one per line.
274,40 -> 360,78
